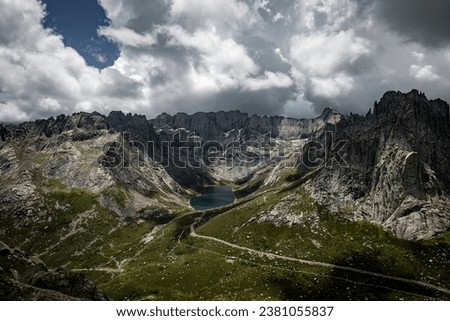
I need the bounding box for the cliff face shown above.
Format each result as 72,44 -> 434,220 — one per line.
149,109 -> 343,184
150,109 -> 342,141
302,90 -> 450,240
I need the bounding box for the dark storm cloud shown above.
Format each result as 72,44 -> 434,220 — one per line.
236,33 -> 291,73
373,0 -> 450,47
214,86 -> 297,116
151,84 -> 297,117
99,69 -> 143,99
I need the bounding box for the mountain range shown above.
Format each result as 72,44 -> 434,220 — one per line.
0,89 -> 449,300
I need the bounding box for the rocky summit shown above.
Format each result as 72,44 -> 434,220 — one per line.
0,90 -> 449,300
302,90 -> 450,240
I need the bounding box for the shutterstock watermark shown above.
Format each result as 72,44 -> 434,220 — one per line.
99,131 -> 348,170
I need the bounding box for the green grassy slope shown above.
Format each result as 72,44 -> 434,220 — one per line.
1,171 -> 449,301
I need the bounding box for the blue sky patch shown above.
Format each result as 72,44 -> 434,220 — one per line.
42,0 -> 119,69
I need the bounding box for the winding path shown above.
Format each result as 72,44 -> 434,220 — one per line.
189,224 -> 450,296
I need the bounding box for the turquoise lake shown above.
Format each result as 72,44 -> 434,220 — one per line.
190,186 -> 235,210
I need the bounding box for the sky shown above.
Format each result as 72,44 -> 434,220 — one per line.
41,0 -> 119,68
0,0 -> 450,122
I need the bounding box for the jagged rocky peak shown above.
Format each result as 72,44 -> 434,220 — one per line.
149,108 -> 344,141
318,107 -> 342,124
151,112 -> 172,128
43,111 -> 108,131
5,112 -> 110,141
149,110 -> 253,140
104,111 -> 160,146
106,111 -> 150,131
373,89 -> 450,120
64,111 -> 108,129
210,110 -> 250,132
303,89 -> 450,240
152,110 -> 250,131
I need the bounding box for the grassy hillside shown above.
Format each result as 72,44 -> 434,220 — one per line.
1,170 -> 449,301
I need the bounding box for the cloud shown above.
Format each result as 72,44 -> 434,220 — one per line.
1,0 -> 450,122
412,51 -> 425,62
295,0 -> 362,32
97,0 -> 295,116
242,71 -> 294,91
0,0 -> 97,120
0,0 -> 147,122
310,74 -> 355,99
288,26 -> 373,112
289,30 -> 371,77
162,25 -> 259,86
0,0 -> 42,46
170,0 -> 253,30
373,0 -> 450,47
95,53 -> 107,63
98,0 -> 171,32
98,27 -> 156,47
410,65 -> 440,82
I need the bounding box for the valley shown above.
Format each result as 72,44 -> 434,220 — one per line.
1,90 -> 449,300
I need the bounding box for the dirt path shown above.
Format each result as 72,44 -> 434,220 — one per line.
190,225 -> 450,296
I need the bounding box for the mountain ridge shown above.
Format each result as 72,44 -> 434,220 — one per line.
1,89 -> 449,240
1,89 -> 449,300
301,89 -> 450,240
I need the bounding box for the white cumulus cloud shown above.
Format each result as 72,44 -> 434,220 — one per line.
410,65 -> 440,81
